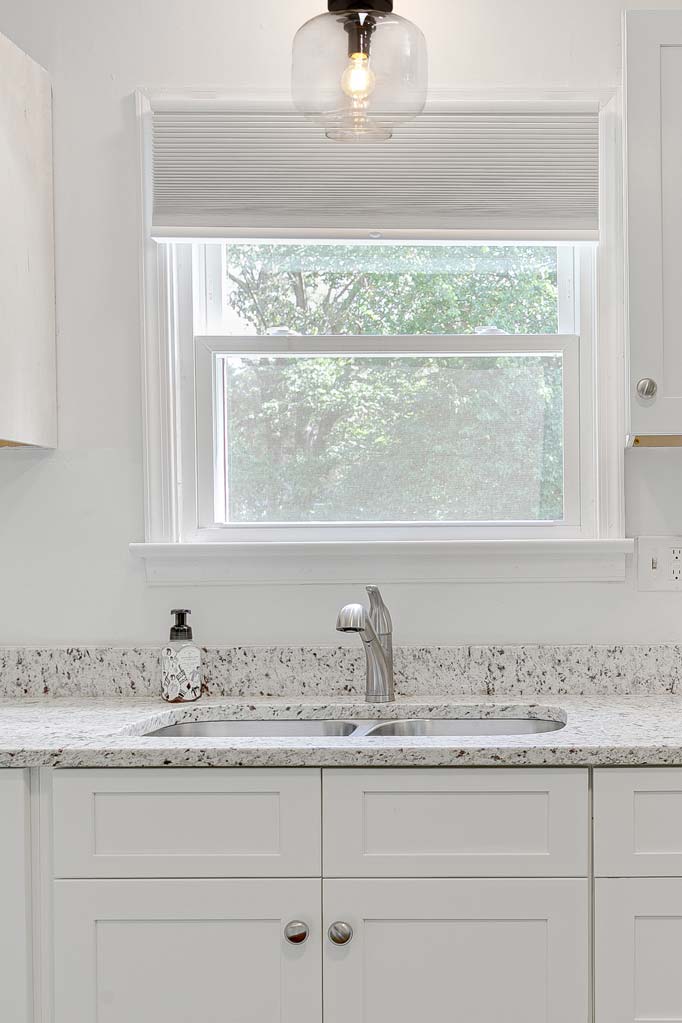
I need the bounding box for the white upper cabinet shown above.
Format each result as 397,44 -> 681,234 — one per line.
0,31 -> 56,449
626,11 -> 682,440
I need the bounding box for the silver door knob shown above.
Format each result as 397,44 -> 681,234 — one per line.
284,921 -> 309,945
637,378 -> 658,399
328,921 -> 354,945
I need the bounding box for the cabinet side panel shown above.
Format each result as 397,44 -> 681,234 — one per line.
0,31 -> 56,448
0,771 -> 32,1022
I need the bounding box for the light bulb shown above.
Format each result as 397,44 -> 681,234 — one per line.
341,53 -> 376,101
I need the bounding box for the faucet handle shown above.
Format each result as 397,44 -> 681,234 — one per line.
366,585 -> 392,637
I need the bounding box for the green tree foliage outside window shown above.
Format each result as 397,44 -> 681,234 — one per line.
220,244 -> 564,524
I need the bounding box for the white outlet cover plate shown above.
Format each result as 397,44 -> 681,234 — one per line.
638,536 -> 682,591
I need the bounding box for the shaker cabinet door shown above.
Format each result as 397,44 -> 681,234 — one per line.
324,878 -> 589,1023
626,11 -> 682,438
53,878 -> 322,1023
596,878 -> 682,1022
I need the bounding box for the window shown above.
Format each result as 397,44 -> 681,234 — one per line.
170,240 -> 594,543
134,94 -> 632,582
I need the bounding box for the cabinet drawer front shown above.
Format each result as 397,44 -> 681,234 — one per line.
54,878 -> 322,1023
324,878 -> 589,1023
594,768 -> 682,876
323,768 -> 588,877
53,768 -> 321,878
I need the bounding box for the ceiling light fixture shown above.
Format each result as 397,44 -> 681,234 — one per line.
292,1 -> 428,142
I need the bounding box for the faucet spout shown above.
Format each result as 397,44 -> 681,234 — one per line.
336,588 -> 395,704
367,584 -> 393,682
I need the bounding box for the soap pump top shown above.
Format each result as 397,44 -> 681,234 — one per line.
170,609 -> 193,641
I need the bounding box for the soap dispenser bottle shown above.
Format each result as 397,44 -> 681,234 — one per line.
161,609 -> 202,703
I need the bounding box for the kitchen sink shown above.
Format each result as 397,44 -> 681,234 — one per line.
363,717 -> 565,737
145,714 -> 565,739
145,720 -> 360,738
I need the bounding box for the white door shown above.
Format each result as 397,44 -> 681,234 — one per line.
54,878 -> 321,1023
626,11 -> 682,437
0,771 -> 31,1023
324,878 -> 589,1023
596,878 -> 682,1022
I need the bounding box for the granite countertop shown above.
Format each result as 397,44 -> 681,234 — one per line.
1,694 -> 682,768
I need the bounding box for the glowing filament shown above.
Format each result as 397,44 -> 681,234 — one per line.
341,53 -> 376,101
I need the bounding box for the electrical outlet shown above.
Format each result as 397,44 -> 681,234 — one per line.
638,537 -> 682,591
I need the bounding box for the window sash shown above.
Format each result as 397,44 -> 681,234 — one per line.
195,239 -> 581,339
166,241 -> 595,544
188,333 -> 582,542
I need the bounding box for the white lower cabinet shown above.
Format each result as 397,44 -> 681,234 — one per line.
52,875 -> 589,1023
324,878 -> 589,1023
596,878 -> 682,1023
0,770 -> 32,1023
53,878 -> 322,1023
47,767 -> 593,1023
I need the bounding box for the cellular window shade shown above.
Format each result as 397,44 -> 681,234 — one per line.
150,107 -> 600,240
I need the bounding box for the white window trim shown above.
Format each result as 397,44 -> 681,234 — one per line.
132,88 -> 633,584
130,538 -> 633,585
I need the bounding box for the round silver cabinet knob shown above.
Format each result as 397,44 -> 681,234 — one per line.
284,921 -> 309,945
637,378 -> 658,399
328,921 -> 354,945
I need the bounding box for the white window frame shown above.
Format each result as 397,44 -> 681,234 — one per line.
176,242 -> 588,543
131,89 -> 634,584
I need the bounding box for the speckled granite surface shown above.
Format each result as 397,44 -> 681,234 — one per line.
1,695 -> 682,768
2,644 -> 682,698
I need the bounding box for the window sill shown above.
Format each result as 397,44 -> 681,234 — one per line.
129,539 -> 634,586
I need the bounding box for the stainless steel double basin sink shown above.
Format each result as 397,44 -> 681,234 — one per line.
146,716 -> 565,739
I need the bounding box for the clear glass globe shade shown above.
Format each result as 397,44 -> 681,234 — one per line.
292,10 -> 428,141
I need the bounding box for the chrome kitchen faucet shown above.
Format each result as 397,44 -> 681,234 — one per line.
336,585 -> 395,704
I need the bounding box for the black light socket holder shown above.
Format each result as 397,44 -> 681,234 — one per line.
328,1 -> 393,12
343,13 -> 377,56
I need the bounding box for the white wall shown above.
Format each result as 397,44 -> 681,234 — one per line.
1,0 -> 682,647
